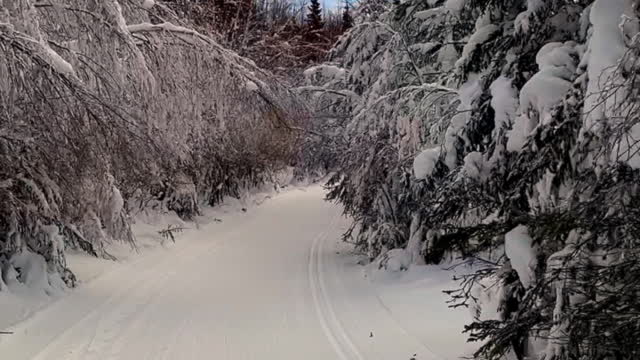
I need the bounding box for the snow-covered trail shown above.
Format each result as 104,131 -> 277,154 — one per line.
0,186 -> 448,360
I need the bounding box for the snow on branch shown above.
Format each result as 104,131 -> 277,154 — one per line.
127,22 -> 204,38
0,26 -> 75,76
295,86 -> 361,100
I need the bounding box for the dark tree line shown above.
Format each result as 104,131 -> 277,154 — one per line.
166,0 -> 354,77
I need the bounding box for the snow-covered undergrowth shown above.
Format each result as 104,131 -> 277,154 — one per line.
0,0 -> 305,303
307,0 -> 640,358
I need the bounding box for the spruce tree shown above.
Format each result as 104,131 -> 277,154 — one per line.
306,0 -> 324,31
342,1 -> 354,31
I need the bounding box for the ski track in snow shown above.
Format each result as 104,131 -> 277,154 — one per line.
308,209 -> 363,360
0,186 -> 451,360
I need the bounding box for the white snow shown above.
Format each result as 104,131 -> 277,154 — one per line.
490,76 -> 518,135
377,248 -> 413,272
543,233 -> 582,359
406,213 -> 426,266
455,25 -> 500,69
303,64 -> 346,85
365,261 -> 477,358
0,249 -> 67,330
245,80 -> 259,91
0,186 -> 472,360
581,0 -> 640,168
584,0 -> 626,133
41,42 -> 75,75
444,76 -> 482,168
127,22 -> 202,37
444,0 -> 466,13
521,43 -> 575,117
507,113 -> 534,152
504,225 -> 537,288
8,251 -> 63,295
42,224 -> 64,262
17,176 -> 53,216
469,273 -> 504,321
489,76 -> 518,163
415,8 -> 444,20
0,179 -> 12,188
536,43 -> 576,71
527,0 -> 544,11
141,0 -> 155,10
105,184 -> 124,222
463,151 -> 487,180
507,42 -> 577,152
409,42 -> 439,54
515,0 -> 546,32
413,147 -> 441,179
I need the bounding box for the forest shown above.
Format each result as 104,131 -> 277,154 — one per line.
2,0 -> 640,359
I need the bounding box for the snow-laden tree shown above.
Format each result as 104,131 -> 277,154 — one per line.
304,0 -> 461,258
306,0 -> 324,31
309,0 -> 640,358
342,2 -> 354,32
0,0 -> 304,290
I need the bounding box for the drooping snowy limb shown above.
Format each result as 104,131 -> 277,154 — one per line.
126,20 -> 302,128
353,83 -> 456,119
0,26 -> 145,135
32,2 -> 114,28
295,85 -> 361,99
1,26 -> 74,76
127,22 -> 209,40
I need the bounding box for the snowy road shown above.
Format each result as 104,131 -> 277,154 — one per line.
0,186 -> 454,360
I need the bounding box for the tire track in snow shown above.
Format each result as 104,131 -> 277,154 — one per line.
101,240 -> 231,360
27,249 -> 187,360
309,208 -> 364,360
26,218 -> 244,360
80,229 -> 241,360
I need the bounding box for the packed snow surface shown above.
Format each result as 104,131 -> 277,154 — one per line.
0,186 -> 471,360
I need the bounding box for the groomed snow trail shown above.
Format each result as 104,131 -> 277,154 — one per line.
0,186 -> 444,360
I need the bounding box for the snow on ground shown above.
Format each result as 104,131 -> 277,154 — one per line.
363,257 -> 478,359
0,185 -> 472,360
